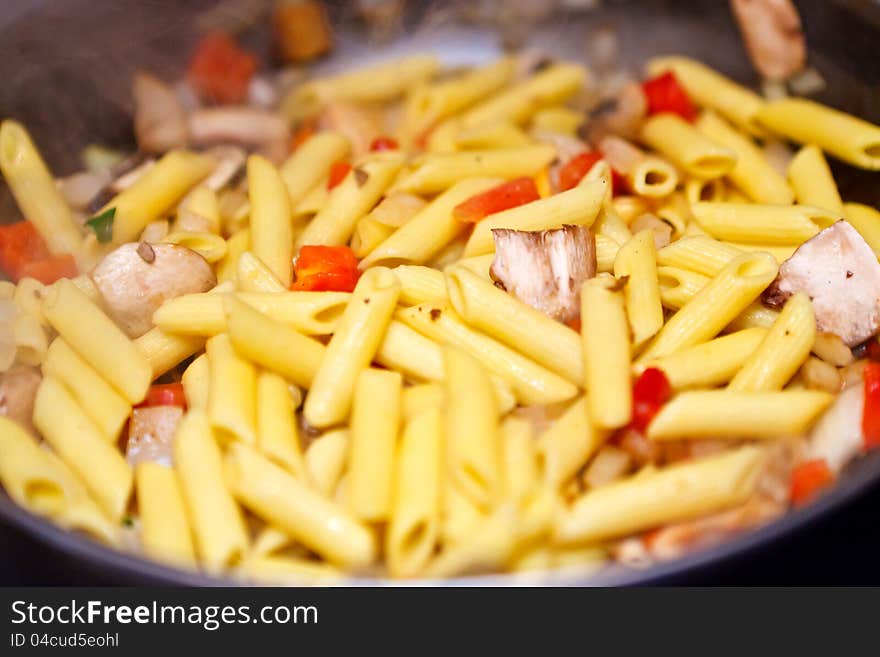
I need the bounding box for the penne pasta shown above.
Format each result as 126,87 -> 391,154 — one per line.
614,230 -> 664,349
639,113 -> 736,179
248,155 -> 293,286
279,132 -> 351,207
206,333 -> 257,445
136,462 -> 197,569
256,370 -> 306,479
787,144 -> 844,214
536,396 -> 604,489
690,202 -> 835,246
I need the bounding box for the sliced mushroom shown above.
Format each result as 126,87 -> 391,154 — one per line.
730,0 -> 806,81
126,405 -> 184,467
133,72 -> 189,153
0,365 -> 42,434
762,221 -> 880,346
91,242 -> 216,338
490,224 -> 596,324
202,144 -> 247,192
188,107 -> 291,158
583,82 -> 647,143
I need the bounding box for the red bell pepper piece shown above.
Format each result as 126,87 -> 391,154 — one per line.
453,177 -> 540,223
292,245 -> 360,292
862,361 -> 880,449
642,71 -> 698,122
18,254 -> 78,285
370,136 -> 399,152
0,221 -> 78,284
138,383 -> 187,409
327,161 -> 352,190
187,31 -> 258,104
558,152 -> 626,195
789,458 -> 834,507
630,367 -> 672,434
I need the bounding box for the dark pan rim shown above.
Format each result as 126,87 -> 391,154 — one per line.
2,447 -> 879,587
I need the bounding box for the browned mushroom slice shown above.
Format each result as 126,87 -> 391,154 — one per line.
582,82 -> 647,143
91,242 -> 217,338
126,405 -> 184,467
762,220 -> 880,346
730,0 -> 806,81
489,225 -> 596,324
0,365 -> 42,434
133,72 -> 189,154
188,107 -> 291,162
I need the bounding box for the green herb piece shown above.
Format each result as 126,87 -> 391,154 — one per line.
86,207 -> 115,243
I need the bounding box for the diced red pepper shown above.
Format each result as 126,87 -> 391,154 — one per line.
0,221 -> 77,284
18,254 -> 78,285
862,361 -> 880,450
790,458 -> 834,507
292,245 -> 360,293
187,31 -> 258,105
138,383 -> 187,409
370,136 -> 399,152
327,161 -> 352,190
642,71 -> 698,122
866,338 -> 880,362
630,367 -> 672,434
453,177 -> 540,223
558,152 -> 626,195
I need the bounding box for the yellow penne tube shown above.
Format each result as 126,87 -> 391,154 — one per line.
136,462 -> 197,569
280,132 -> 350,207
844,203 -> 880,258
788,144 -> 844,214
161,231 -> 227,263
374,319 -> 443,382
501,416 -> 538,500
304,429 -> 349,497
531,106 -> 585,135
656,235 -> 743,277
424,504 -> 518,578
248,155 -> 293,286
102,150 -> 214,243
42,338 -> 130,441
657,265 -> 710,310
42,278 -> 151,404
647,56 -> 767,136
396,146 -> 555,195
536,396 -> 604,489
235,251 -> 286,293
555,446 -> 765,545
0,121 -> 83,256
360,177 -> 502,269
181,354 -> 209,410
691,202 -> 836,245
206,333 -> 257,445
135,327 -> 205,380
464,178 -> 606,257
401,382 -> 443,420
348,368 -> 402,521
13,313 -> 47,366
282,55 -> 440,119
405,57 -> 516,137
386,406 -> 443,578
0,416 -> 118,546
614,231 -> 664,348
256,370 -> 306,479
580,277 -> 632,429
637,252 -> 778,363
293,179 -> 328,217
444,347 -> 502,510
239,556 -> 341,585
595,233 -> 620,273
393,265 -> 448,306
728,293 -> 815,392
723,242 -> 796,264
226,442 -> 375,569
351,217 -> 395,259
296,152 -> 405,247
460,63 -> 587,128
178,184 -> 220,234
648,390 -> 832,440
445,266 -> 583,385
33,376 -> 132,520
454,253 -> 495,279
696,111 -> 793,205
441,477 -> 486,548
639,113 -> 736,179
454,121 -> 532,149
397,303 -> 578,406
174,409 -> 249,573
729,302 -> 781,332
642,327 -> 768,389
217,228 -> 250,284
756,98 -> 880,170
304,267 -> 401,428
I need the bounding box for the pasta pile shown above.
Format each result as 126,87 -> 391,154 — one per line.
1,46 -> 880,584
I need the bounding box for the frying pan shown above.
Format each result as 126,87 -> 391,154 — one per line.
1,0 -> 879,586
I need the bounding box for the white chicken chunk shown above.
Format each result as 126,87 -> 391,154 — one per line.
762,221 -> 880,346
126,405 -> 183,467
91,242 -> 216,338
490,225 -> 596,324
807,384 -> 863,474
